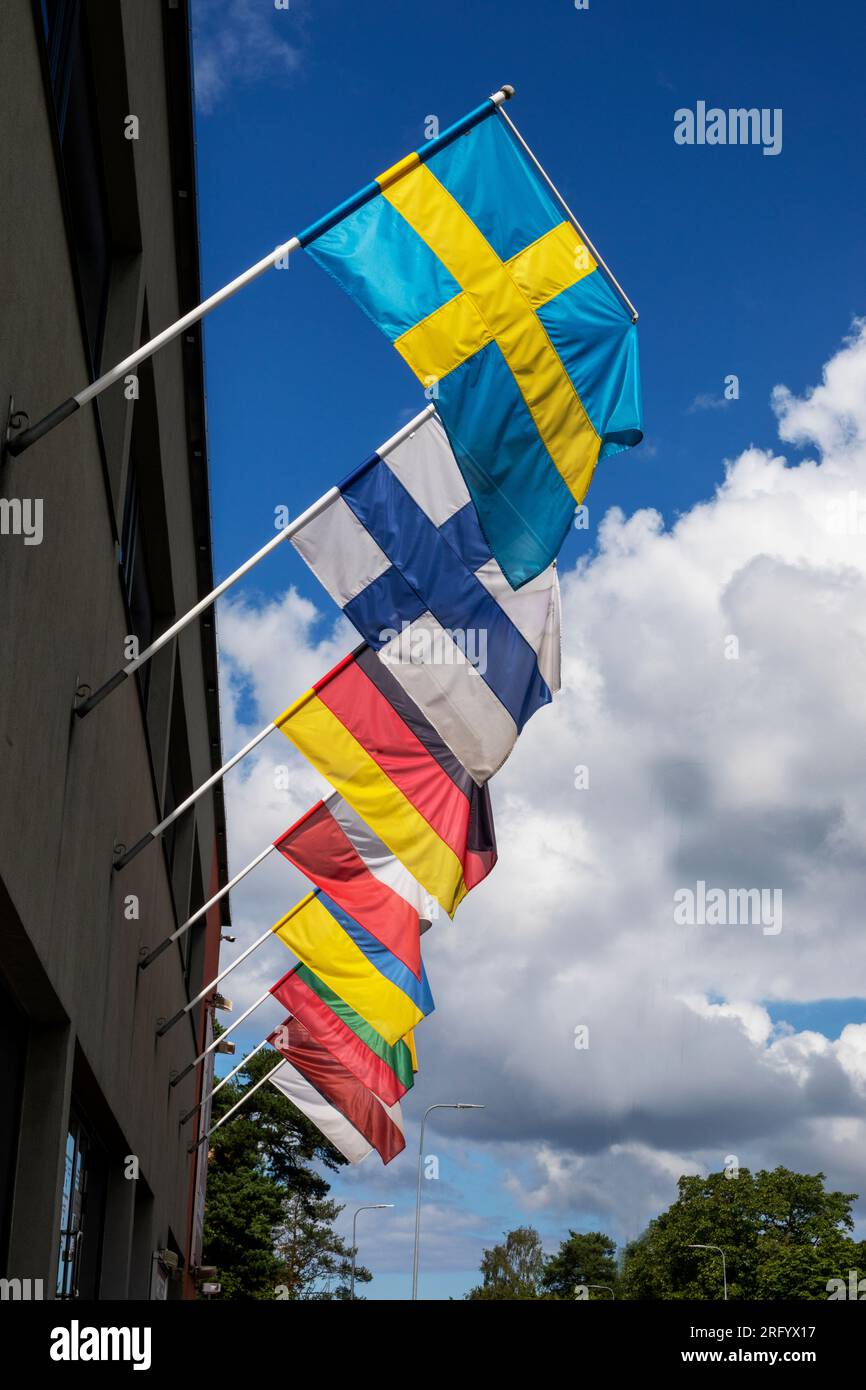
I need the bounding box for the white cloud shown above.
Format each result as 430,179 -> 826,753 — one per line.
215,321 -> 866,1259
192,0 -> 303,115
687,390 -> 732,413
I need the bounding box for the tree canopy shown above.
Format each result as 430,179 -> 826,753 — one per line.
464,1167 -> 865,1301
202,1040 -> 371,1299
542,1231 -> 619,1299
620,1166 -> 865,1300
466,1226 -> 547,1300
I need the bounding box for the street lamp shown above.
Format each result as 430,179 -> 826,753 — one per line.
412,1102 -> 484,1301
687,1244 -> 728,1300
350,1204 -> 394,1300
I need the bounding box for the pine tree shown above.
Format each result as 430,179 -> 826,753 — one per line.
202,1040 -> 370,1299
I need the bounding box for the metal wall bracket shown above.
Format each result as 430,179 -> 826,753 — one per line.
3,397 -> 30,459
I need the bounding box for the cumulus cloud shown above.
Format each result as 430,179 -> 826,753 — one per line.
687,390 -> 733,412
192,0 -> 303,114
215,321 -> 866,1265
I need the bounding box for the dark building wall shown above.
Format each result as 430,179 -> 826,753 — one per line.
0,0 -> 227,1299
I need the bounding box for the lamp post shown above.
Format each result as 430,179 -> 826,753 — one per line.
350,1204 -> 394,1300
412,1102 -> 484,1301
687,1244 -> 728,1300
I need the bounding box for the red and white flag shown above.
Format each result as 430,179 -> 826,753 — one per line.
268,1015 -> 406,1165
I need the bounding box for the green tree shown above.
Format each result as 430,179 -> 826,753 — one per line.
542,1231 -> 618,1299
276,1193 -> 372,1300
750,1167 -> 865,1300
201,1165 -> 284,1299
620,1166 -> 863,1300
754,1239 -> 866,1301
466,1226 -> 546,1300
202,1041 -> 370,1299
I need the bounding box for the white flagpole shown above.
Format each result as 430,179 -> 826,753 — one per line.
170,989 -> 271,1088
156,926 -> 276,1037
139,795 -> 327,966
180,1037 -> 271,1126
6,88 -> 513,460
190,1059 -> 284,1151
76,404 -> 435,718
114,722 -> 277,870
138,843 -> 277,970
114,642 -> 363,874
75,489 -> 337,717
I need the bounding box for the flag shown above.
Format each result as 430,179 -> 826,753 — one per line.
271,963 -> 415,1106
274,793 -> 436,979
290,411 -> 560,782
270,890 -> 434,1044
276,648 -> 497,916
268,1016 -> 405,1164
268,1060 -> 373,1164
304,112 -> 642,587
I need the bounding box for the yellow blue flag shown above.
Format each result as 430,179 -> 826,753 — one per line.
305,109 -> 642,588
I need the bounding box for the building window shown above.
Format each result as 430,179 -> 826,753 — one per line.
163,675 -> 195,917
0,979 -> 27,1273
184,847 -> 206,993
120,458 -> 155,705
162,759 -> 180,875
56,1110 -> 106,1299
39,0 -> 112,371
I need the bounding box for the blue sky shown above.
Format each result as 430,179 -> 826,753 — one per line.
190,0 -> 866,1299
196,0 -> 865,597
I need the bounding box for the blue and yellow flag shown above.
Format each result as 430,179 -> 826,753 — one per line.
270,889 -> 435,1045
305,111 -> 642,588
